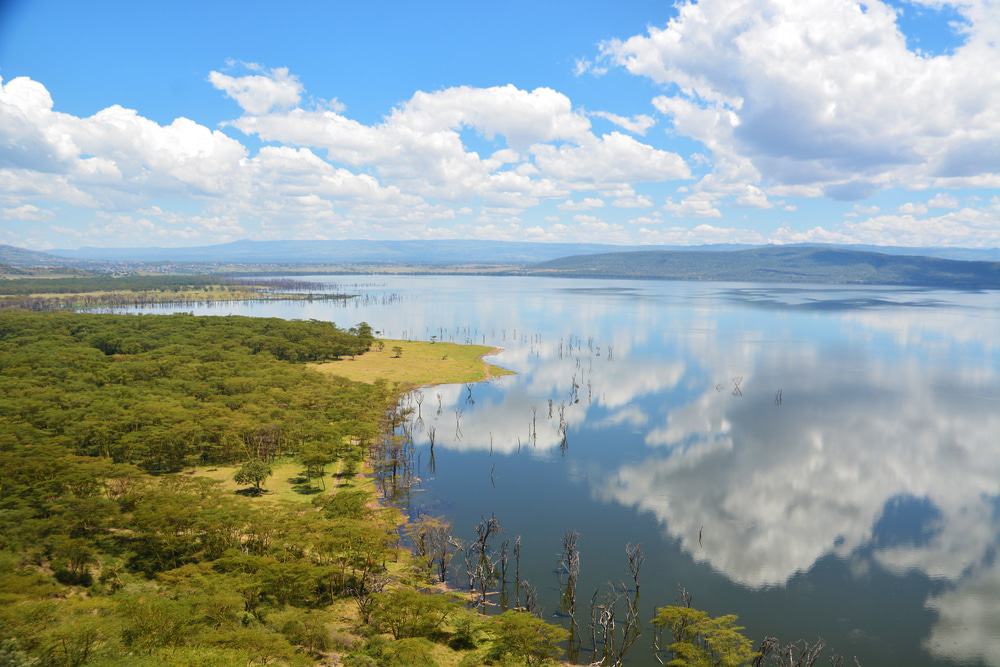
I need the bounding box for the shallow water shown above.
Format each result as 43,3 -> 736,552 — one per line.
111,275 -> 1000,666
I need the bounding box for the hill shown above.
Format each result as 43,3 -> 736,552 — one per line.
45,239 -> 1000,265
526,246 -> 1000,288
0,244 -> 79,267
47,239 -> 663,264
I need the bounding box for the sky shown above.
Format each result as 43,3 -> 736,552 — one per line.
0,0 -> 998,249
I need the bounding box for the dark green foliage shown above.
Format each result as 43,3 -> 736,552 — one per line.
0,311 -> 383,472
346,637 -> 440,667
486,610 -> 569,665
320,489 -> 371,519
0,274 -> 232,295
0,311 -> 396,665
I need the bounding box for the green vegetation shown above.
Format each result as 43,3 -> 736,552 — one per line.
486,610 -> 571,665
314,338 -> 512,389
0,275 -> 352,309
0,274 -> 231,294
652,605 -> 757,666
0,310 -> 566,666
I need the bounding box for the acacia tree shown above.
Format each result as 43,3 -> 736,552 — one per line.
234,459 -> 272,494
488,610 -> 569,666
651,603 -> 756,667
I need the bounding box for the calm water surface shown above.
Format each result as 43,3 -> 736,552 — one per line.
116,276 -> 1000,666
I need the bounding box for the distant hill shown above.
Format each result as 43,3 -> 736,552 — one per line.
48,239 -> 660,264
526,246 -> 1000,289
0,244 -> 79,267
9,239 -> 1000,288
46,239 -> 1000,265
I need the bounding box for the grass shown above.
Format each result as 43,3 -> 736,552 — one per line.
312,339 -> 512,389
186,457 -> 373,504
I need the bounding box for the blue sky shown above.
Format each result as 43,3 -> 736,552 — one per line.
0,0 -> 998,249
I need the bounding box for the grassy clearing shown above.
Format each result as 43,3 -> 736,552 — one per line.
312,338 -> 512,389
186,457 -> 372,504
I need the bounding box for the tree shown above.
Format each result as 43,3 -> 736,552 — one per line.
487,611 -> 568,666
234,459 -> 272,494
651,605 -> 757,667
370,589 -> 459,639
405,515 -> 454,582
301,444 -> 334,489
391,346 -> 403,358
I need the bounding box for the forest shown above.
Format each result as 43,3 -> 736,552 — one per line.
0,275 -> 353,310
0,309 -> 800,666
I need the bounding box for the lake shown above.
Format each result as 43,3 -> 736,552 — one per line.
113,275 -> 1000,666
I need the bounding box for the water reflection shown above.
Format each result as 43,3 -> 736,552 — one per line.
114,276 -> 1000,665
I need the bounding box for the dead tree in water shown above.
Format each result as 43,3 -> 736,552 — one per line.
587,546 -> 645,666
752,637 -> 853,667
454,408 -> 464,440
513,536 -> 522,608
520,580 -> 539,615
406,515 -> 454,583
427,426 -> 437,475
467,515 -> 502,612
626,543 -> 644,592
530,406 -> 538,443
498,539 -> 510,610
560,531 -> 582,661
589,583 -> 642,667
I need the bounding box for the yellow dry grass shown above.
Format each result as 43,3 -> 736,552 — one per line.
187,457 -> 372,504
311,339 -> 512,389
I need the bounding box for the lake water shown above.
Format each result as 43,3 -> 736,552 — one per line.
115,275 -> 1000,666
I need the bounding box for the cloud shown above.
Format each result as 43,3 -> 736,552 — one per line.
773,197 -> 1000,247
558,197 -> 605,211
602,0 -> 1000,203
1,75 -> 248,200
899,202 -> 929,215
208,65 -> 303,114
1,203 -> 53,221
0,74 -> 460,245
611,193 -> 654,208
928,192 -> 960,209
230,83 -> 688,208
590,111 -> 656,135
665,192 -> 722,218
532,131 -> 690,185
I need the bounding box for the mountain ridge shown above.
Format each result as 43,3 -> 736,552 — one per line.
41,239 -> 1000,264
526,246 -> 1000,288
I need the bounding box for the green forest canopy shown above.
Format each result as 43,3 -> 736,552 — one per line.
0,311 -> 581,666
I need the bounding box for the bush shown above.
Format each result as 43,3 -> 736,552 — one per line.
320,489 -> 369,519
370,588 -> 459,640
487,611 -> 568,666
345,637 -> 439,667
